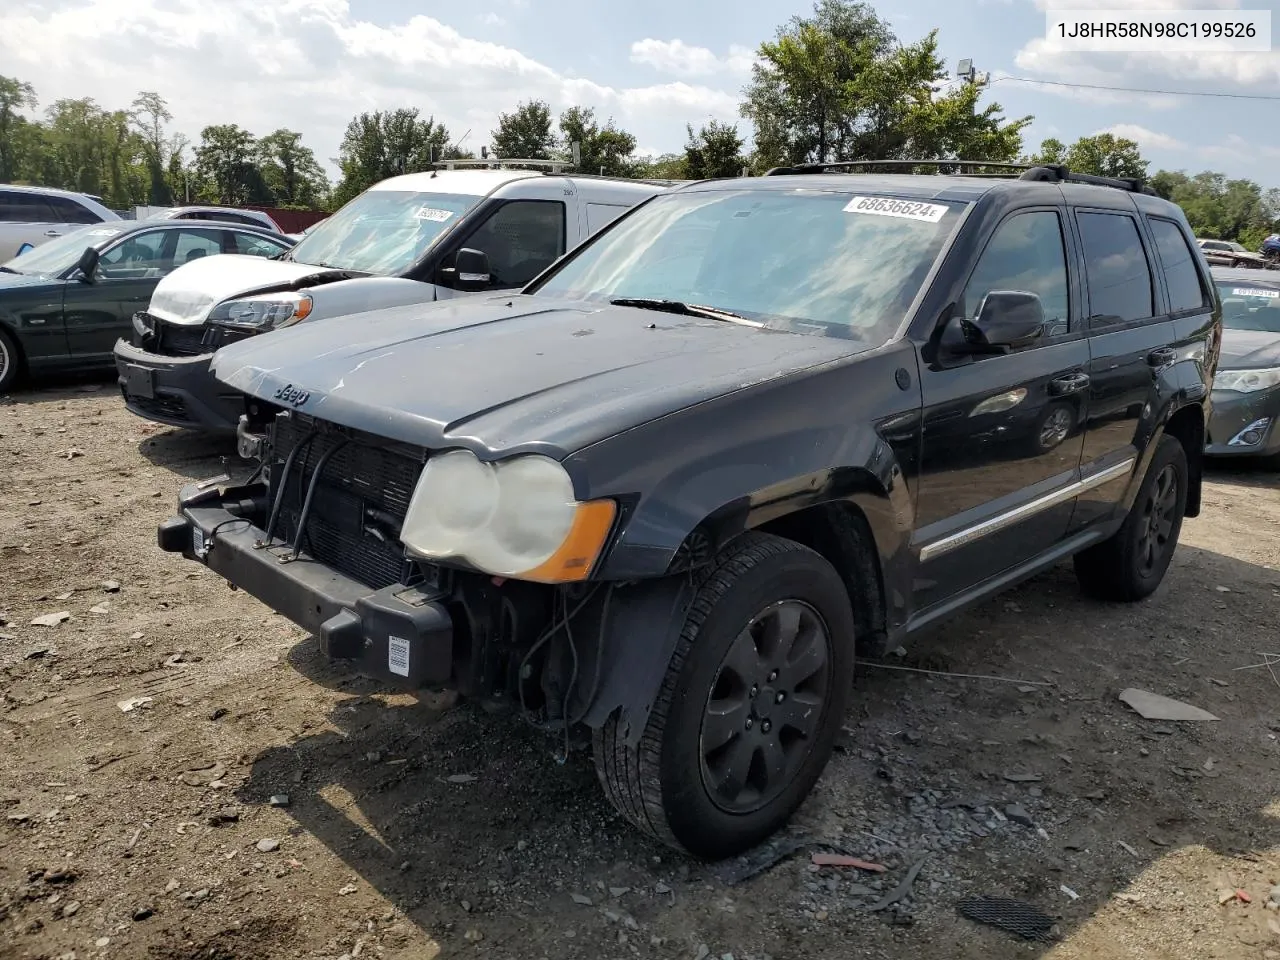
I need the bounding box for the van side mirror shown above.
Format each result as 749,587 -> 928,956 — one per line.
453,248 -> 491,292
951,291 -> 1045,354
76,247 -> 100,284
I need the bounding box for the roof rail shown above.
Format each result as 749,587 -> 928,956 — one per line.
764,159 -> 1157,195
436,158 -> 574,173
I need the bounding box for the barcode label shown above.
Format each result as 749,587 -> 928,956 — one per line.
388,635 -> 410,677
192,526 -> 205,555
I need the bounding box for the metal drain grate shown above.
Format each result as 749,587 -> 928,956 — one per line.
957,896 -> 1056,942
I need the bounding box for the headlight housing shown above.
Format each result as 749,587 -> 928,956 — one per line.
1213,366 -> 1280,393
399,449 -> 616,583
208,292 -> 313,330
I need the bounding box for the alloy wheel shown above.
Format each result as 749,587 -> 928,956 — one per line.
1138,464 -> 1178,576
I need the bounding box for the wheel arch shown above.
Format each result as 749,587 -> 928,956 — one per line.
1161,402 -> 1205,518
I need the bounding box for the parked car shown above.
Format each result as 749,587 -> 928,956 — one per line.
0,220 -> 293,392
1262,234 -> 1280,265
1205,266 -> 1280,459
0,184 -> 121,261
156,163 -> 1215,859
116,164 -> 674,433
151,206 -> 284,233
1198,238 -> 1272,270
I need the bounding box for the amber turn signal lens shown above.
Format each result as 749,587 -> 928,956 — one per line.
517,499 -> 617,583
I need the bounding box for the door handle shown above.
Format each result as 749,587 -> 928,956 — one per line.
43,230 -> 62,237
1148,347 -> 1176,367
1048,372 -> 1090,396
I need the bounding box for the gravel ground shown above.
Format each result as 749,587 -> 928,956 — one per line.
2,377 -> 1280,960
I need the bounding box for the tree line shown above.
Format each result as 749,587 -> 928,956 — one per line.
0,0 -> 1276,247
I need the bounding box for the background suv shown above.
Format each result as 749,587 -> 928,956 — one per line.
0,184 -> 120,260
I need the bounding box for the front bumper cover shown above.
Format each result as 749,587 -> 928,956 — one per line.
114,323 -> 245,433
158,479 -> 454,687
1206,387 -> 1280,457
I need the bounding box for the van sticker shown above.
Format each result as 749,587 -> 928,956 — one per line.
843,196 -> 947,223
1231,287 -> 1279,299
413,206 -> 454,223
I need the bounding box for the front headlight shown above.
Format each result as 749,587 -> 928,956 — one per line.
208,292 -> 313,330
1213,367 -> 1280,393
399,449 -> 617,583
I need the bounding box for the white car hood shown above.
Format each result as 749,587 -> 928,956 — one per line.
147,254 -> 353,325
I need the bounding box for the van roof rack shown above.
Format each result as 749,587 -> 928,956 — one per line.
435,158 -> 574,173
763,159 -> 1156,195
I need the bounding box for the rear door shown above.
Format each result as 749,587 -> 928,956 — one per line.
1068,200 -> 1179,530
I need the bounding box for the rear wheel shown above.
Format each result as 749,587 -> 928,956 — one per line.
0,326 -> 22,393
591,532 -> 856,859
1073,435 -> 1187,601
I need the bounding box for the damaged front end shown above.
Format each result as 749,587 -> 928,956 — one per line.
157,405 -> 689,743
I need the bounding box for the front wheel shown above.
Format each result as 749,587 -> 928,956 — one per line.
1073,435 -> 1187,601
0,326 -> 21,393
592,532 -> 856,859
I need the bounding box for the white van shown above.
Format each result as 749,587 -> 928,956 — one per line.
114,162 -> 675,432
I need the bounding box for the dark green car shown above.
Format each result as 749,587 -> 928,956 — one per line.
0,219 -> 293,392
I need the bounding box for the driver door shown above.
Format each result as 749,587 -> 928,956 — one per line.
434,200 -> 567,299
910,207 -> 1091,611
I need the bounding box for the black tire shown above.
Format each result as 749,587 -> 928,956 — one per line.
591,532 -> 856,859
0,325 -> 21,393
1073,435 -> 1187,602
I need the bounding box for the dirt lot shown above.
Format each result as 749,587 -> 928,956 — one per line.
2,378 -> 1280,960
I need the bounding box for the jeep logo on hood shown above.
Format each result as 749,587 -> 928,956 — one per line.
273,383 -> 311,407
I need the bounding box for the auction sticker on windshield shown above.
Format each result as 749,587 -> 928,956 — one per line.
413,206 -> 455,222
843,196 -> 947,223
1232,287 -> 1279,299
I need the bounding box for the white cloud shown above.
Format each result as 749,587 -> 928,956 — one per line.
629,38 -> 756,78
1095,123 -> 1186,151
0,0 -> 744,176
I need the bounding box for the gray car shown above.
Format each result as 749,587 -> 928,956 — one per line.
1206,266 -> 1280,459
150,206 -> 283,232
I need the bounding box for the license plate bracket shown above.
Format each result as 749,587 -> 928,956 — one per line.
125,364 -> 155,399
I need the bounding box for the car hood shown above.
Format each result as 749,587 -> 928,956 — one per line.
1219,328 -> 1280,369
147,254 -> 358,325
211,295 -> 863,456
0,270 -> 60,294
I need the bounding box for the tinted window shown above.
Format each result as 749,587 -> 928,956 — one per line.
1076,212 -> 1154,325
46,196 -> 102,225
231,231 -> 288,257
962,211 -> 1071,336
461,200 -> 566,287
1149,218 -> 1208,313
173,229 -> 223,265
0,192 -> 57,223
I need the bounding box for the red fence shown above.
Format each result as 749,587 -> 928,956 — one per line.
242,207 -> 330,233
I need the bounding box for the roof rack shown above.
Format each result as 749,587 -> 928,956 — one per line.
763,159 -> 1157,195
435,158 -> 574,173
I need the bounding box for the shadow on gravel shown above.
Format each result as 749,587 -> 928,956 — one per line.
0,369 -> 116,402
137,427 -> 239,480
1204,457 -> 1280,489
234,543 -> 1280,958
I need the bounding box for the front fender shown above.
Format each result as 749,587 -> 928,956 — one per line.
298,276 -> 441,323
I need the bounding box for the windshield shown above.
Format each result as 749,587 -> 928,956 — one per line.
531,187 -> 965,342
1217,280 -> 1280,332
1,224 -> 128,275
286,189 -> 483,275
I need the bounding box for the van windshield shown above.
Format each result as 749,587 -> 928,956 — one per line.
287,190 -> 483,276
531,187 -> 965,343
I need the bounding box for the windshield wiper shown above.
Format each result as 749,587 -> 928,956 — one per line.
609,297 -> 763,327
0,266 -> 20,274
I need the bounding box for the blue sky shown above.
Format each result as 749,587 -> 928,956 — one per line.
2,0 -> 1277,187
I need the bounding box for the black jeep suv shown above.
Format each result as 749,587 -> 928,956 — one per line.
157,162 -> 1219,860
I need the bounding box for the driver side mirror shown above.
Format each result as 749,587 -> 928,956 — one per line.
76,246 -> 100,284
445,248 -> 494,293
948,290 -> 1045,355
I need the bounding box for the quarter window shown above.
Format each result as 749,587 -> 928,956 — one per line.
962,210 -> 1071,337
1076,212 -> 1154,325
1149,218 -> 1209,313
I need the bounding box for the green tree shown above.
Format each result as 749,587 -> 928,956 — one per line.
491,99 -> 556,160
0,75 -> 38,183
741,0 -> 1028,168
130,91 -> 173,205
632,152 -> 688,179
258,128 -> 328,208
333,108 -> 457,206
195,123 -> 265,205
557,106 -> 637,177
1067,133 -> 1147,179
1152,170 -> 1279,247
683,120 -> 746,179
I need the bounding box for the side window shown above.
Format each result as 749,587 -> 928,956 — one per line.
0,193 -> 57,223
461,200 -> 566,287
172,229 -> 223,266
98,231 -> 169,279
47,197 -> 102,225
961,210 -> 1071,337
1076,212 -> 1154,326
1149,218 -> 1210,314
231,232 -> 288,258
